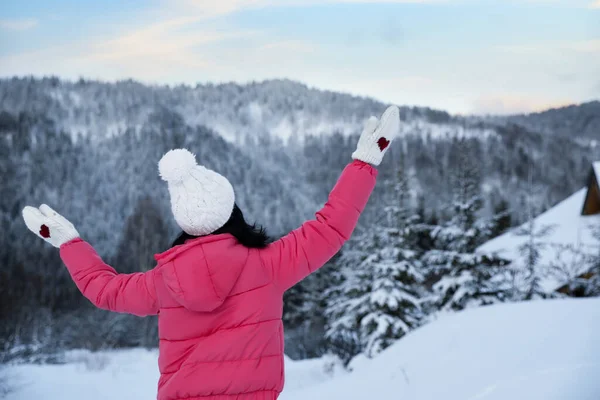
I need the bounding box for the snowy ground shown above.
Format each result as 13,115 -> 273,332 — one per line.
4,298 -> 600,400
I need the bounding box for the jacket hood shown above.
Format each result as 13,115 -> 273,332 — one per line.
153,234 -> 248,312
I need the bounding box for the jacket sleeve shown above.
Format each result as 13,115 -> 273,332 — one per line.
260,160 -> 377,291
59,238 -> 159,316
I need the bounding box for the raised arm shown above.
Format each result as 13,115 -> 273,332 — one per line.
22,204 -> 158,316
261,105 -> 400,291
59,239 -> 158,316
260,161 -> 377,291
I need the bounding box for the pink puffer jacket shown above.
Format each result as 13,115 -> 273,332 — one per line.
59,160 -> 377,400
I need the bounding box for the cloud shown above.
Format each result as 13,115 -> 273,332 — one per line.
178,0 -> 446,16
0,0 -> 592,115
0,17 -> 216,79
74,18 -> 318,82
80,17 -> 244,66
0,18 -> 38,31
471,95 -> 572,115
178,0 -> 592,14
257,40 -> 315,53
0,13 -> 315,84
567,39 -> 600,53
321,0 -> 446,3
176,0 -> 262,17
0,0 -> 330,82
590,0 -> 600,8
358,76 -> 435,89
498,39 -> 600,54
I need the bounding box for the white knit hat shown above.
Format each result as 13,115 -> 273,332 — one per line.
158,149 -> 235,236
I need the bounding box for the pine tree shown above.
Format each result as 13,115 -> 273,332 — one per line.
423,139 -> 510,312
423,247 -> 510,311
511,167 -> 552,301
282,256 -> 335,359
322,241 -> 365,363
512,219 -> 553,300
360,228 -> 423,357
325,167 -> 424,359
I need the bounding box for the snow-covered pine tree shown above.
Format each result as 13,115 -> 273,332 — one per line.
511,221 -> 554,301
360,228 -> 424,357
422,139 -> 510,312
510,167 -> 553,301
321,244 -> 364,363
325,166 -> 424,359
423,246 -> 510,312
282,254 -> 337,359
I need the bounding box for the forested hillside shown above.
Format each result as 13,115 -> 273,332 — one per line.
1,76 -> 598,361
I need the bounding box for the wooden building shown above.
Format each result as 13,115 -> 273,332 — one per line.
581,162 -> 600,216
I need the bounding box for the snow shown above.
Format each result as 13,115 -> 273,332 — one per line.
410,120 -> 498,141
3,351 -> 339,400
478,188 -> 600,292
286,298 -> 600,400
246,102 -> 264,125
5,298 -> 599,400
594,162 -> 600,183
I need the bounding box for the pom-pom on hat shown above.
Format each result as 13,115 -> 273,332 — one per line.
158,149 -> 235,236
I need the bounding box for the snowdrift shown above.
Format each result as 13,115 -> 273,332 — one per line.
5,299 -> 600,400
282,298 -> 600,400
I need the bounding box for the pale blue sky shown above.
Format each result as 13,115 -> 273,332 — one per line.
0,0 -> 599,114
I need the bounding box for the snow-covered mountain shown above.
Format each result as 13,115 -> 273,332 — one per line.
1,76 -> 597,230
0,77 -> 506,143
6,298 -> 599,400
1,76 -> 599,363
0,77 -> 389,142
504,101 -> 600,141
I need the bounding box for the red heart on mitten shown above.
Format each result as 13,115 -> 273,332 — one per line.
39,224 -> 50,238
377,137 -> 390,151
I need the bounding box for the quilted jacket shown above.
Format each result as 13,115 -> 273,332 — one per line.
59,160 -> 378,399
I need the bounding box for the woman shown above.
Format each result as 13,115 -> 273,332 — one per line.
22,106 -> 400,400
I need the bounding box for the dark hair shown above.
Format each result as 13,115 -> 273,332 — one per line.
171,204 -> 270,249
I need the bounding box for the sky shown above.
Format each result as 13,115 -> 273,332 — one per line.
0,0 -> 599,115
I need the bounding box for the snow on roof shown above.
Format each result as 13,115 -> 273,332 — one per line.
594,161 -> 600,182
477,188 -> 600,293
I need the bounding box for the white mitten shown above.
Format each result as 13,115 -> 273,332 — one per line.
22,204 -> 80,248
352,105 -> 400,166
